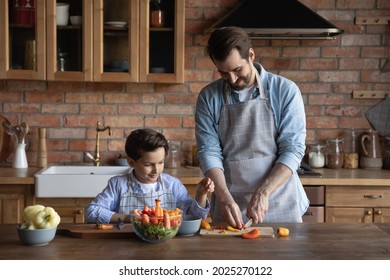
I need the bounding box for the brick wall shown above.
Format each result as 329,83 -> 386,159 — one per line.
1,0 -> 389,166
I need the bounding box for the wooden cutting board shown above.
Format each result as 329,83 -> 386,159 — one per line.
57,224 -> 134,239
200,227 -> 274,237
0,115 -> 13,162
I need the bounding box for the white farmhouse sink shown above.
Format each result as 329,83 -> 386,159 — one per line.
35,166 -> 132,198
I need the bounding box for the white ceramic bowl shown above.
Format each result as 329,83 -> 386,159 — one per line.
17,225 -> 57,246
178,215 -> 201,236
70,16 -> 82,26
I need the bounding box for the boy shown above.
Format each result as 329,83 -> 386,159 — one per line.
85,128 -> 214,224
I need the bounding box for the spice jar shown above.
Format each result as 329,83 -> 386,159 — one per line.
342,129 -> 358,169
308,144 -> 325,168
150,0 -> 165,27
325,138 -> 344,169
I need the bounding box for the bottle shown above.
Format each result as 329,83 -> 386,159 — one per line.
308,144 -> 325,168
38,127 -> 47,168
165,141 -> 181,168
342,129 -> 358,169
150,0 -> 165,27
325,138 -> 344,169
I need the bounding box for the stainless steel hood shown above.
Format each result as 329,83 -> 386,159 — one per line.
207,0 -> 344,40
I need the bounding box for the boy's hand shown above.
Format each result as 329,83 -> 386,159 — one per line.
197,177 -> 215,195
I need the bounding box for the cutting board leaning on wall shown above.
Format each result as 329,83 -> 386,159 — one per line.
0,115 -> 13,162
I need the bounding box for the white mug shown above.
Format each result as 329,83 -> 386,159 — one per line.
56,3 -> 70,26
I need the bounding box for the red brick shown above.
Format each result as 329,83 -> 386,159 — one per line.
3,103 -> 40,113
25,91 -> 64,103
164,93 -> 198,104
319,71 -> 359,82
162,128 -> 195,141
104,92 -> 141,103
145,116 -> 181,127
80,104 -> 117,115
157,105 -> 194,115
42,104 -> 79,114
0,91 -> 22,102
283,47 -> 320,57
104,116 -> 144,128
50,128 -> 86,139
308,94 -> 344,105
66,92 -> 103,103
119,105 -> 156,115
6,80 -> 46,91
47,81 -> 86,91
65,116 -> 102,127
86,82 -> 124,92
300,59 -> 337,70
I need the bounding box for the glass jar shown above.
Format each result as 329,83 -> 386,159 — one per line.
165,141 -> 181,168
308,144 -> 325,168
342,129 -> 358,169
325,138 -> 344,169
150,0 -> 165,27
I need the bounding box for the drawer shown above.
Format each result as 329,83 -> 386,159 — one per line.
304,186 -> 324,205
303,206 -> 324,223
326,186 -> 390,207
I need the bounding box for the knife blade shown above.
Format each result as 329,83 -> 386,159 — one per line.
243,218 -> 253,229
117,218 -> 125,230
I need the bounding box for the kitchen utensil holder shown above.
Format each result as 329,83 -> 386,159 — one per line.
13,143 -> 28,169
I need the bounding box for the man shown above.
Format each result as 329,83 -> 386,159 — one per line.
195,26 -> 308,228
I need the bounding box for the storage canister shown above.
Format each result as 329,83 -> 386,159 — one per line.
325,138 -> 344,169
308,144 -> 325,168
342,128 -> 358,169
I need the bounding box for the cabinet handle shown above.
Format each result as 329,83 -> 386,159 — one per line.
363,194 -> 382,199
304,212 -> 314,216
76,210 -> 83,215
366,210 -> 372,215
375,210 -> 382,215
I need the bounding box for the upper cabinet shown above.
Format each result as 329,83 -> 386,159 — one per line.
0,0 -> 185,83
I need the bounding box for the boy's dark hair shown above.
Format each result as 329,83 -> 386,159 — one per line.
125,128 -> 169,160
207,26 -> 252,63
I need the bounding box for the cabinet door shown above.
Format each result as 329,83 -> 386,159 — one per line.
0,0 -> 46,80
139,0 -> 184,83
373,208 -> 390,223
46,0 -> 93,81
53,206 -> 85,223
0,193 -> 24,224
93,0 -> 139,82
326,207 -> 373,223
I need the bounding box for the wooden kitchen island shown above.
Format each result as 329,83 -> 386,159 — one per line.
1,223 -> 390,260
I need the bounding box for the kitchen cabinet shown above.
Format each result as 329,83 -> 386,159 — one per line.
326,186 -> 390,223
34,197 -> 92,223
0,0 -> 185,83
0,184 -> 34,224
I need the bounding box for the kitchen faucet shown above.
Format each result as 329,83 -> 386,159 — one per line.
86,121 -> 112,166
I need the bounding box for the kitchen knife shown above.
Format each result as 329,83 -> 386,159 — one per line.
243,218 -> 253,229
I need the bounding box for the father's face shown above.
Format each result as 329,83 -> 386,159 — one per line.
214,48 -> 256,91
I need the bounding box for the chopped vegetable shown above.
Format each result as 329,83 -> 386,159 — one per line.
163,212 -> 171,229
241,228 -> 260,239
201,219 -> 211,230
96,223 -> 114,230
155,199 -> 163,217
277,227 -> 289,237
226,225 -> 240,232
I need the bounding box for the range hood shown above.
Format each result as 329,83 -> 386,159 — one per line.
207,0 -> 344,40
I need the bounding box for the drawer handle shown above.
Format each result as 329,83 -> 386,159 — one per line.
363,194 -> 382,199
366,210 -> 372,215
304,212 -> 314,216
76,210 -> 83,215
375,210 -> 382,215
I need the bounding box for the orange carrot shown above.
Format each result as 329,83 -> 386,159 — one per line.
241,228 -> 260,239
163,212 -> 171,229
155,199 -> 163,217
142,213 -> 150,225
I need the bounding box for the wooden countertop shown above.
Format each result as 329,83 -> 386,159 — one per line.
1,166 -> 390,186
1,223 -> 390,260
0,167 -> 40,184
165,167 -> 390,186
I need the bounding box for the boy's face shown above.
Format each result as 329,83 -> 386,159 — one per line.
127,147 -> 165,184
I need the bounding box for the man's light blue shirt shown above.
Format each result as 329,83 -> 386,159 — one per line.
195,63 -> 306,174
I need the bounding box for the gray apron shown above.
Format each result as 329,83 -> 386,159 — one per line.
210,69 -> 305,223
119,172 -> 176,214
